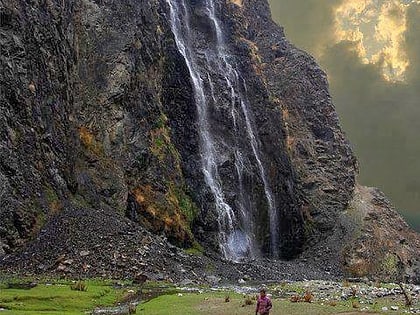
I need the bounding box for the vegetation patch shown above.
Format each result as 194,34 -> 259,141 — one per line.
137,292 -> 358,315
134,111 -> 201,248
79,126 -> 103,156
168,184 -> 199,225
43,185 -> 62,215
70,280 -> 87,292
149,113 -> 181,168
379,253 -> 398,279
0,279 -> 125,315
131,184 -> 195,247
184,242 -> 204,256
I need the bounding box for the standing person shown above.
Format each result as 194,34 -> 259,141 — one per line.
256,288 -> 272,315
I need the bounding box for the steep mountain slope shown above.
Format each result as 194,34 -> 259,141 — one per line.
0,0 -> 418,282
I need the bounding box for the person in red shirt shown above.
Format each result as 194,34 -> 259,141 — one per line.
255,288 -> 272,315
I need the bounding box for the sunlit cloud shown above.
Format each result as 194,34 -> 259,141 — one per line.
333,0 -> 413,82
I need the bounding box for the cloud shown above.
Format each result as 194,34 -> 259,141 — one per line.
268,0 -> 342,55
333,0 -> 409,81
269,0 -> 420,231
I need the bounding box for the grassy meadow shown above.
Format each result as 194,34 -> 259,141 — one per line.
0,277 -> 417,314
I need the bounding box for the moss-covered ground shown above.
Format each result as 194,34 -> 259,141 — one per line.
0,279 -> 127,315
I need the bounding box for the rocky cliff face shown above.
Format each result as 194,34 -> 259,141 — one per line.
0,0 -> 418,282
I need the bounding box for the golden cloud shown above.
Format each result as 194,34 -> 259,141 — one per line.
333,0 -> 412,82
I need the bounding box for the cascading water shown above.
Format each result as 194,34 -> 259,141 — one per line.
205,0 -> 279,256
166,0 -> 279,259
166,0 -> 238,260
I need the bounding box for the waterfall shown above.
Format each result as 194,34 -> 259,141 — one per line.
166,0 -> 279,259
205,0 -> 279,256
166,0 -> 239,260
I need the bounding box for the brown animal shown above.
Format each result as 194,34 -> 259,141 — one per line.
290,295 -> 300,303
303,290 -> 313,303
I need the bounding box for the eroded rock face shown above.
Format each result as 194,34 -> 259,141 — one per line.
1,0 -> 198,250
224,0 -> 357,243
342,186 -> 420,283
1,0 -> 78,251
0,0 -> 418,280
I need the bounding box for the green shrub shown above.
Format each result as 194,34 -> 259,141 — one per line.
70,281 -> 87,292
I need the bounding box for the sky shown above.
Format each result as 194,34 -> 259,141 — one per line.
269,0 -> 420,231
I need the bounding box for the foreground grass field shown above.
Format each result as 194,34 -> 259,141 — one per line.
138,292 -> 403,315
0,280 -> 124,315
139,292 -> 350,315
0,278 -> 416,314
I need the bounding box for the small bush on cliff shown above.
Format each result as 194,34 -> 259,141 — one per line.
185,242 -> 204,256
380,253 -> 398,279
79,126 -> 103,156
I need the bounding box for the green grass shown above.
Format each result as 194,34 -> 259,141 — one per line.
184,242 -> 204,256
0,278 -> 416,314
0,280 -> 124,315
137,292 -> 373,315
